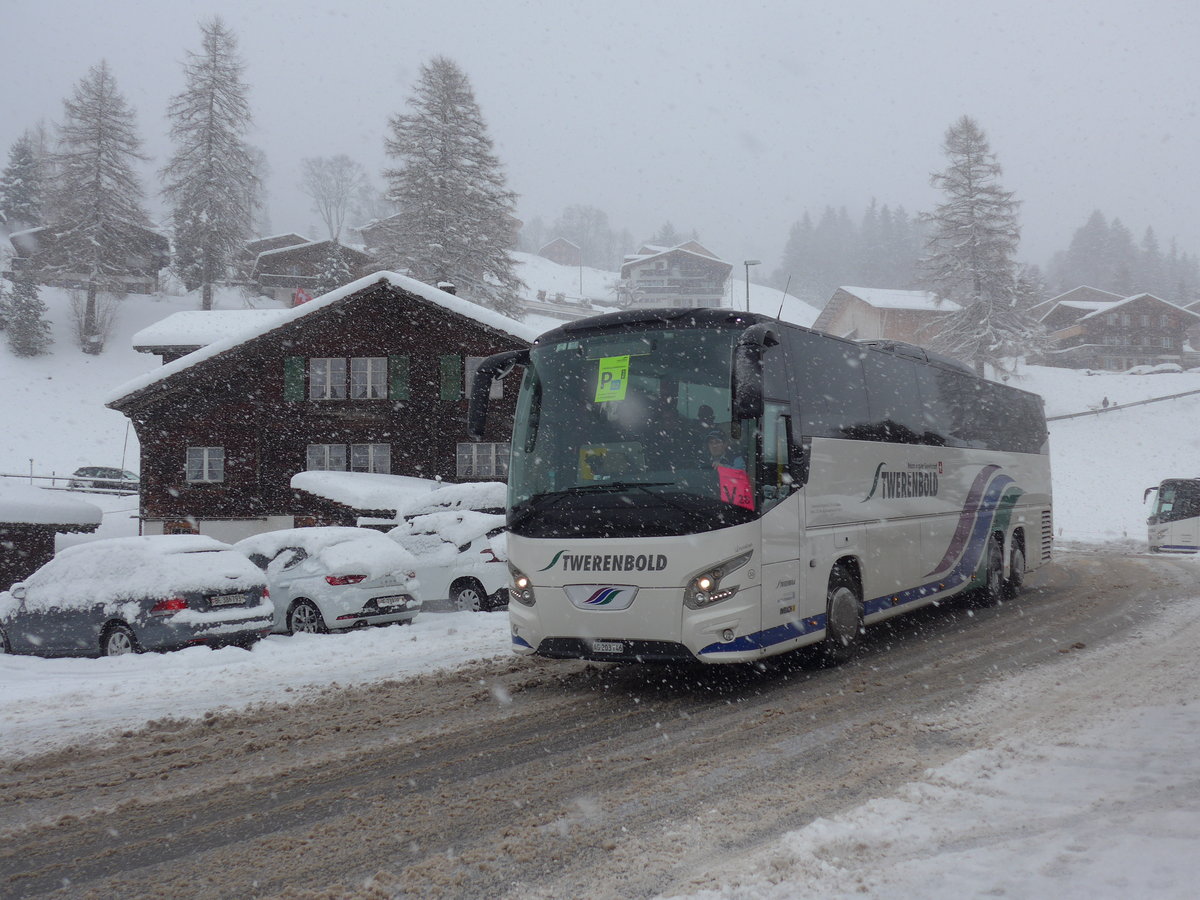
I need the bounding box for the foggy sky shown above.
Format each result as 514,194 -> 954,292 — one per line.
4,0 -> 1199,275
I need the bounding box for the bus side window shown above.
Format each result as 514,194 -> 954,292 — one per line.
790,331 -> 869,439
862,353 -> 925,443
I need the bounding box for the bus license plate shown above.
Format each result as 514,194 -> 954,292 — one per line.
592,640 -> 624,654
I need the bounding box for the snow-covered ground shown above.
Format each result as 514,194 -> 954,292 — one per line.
2,273 -> 1200,897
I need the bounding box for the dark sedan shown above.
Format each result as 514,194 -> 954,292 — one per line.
0,535 -> 273,657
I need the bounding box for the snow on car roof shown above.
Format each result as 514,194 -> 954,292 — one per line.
235,526 -> 418,577
401,481 -> 507,517
4,536 -> 262,614
392,510 -> 505,548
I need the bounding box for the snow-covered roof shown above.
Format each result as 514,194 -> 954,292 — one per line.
1079,293 -> 1200,321
290,471 -> 446,514
837,286 -> 959,312
620,246 -> 732,276
0,483 -> 102,528
131,310 -> 292,351
106,271 -> 540,406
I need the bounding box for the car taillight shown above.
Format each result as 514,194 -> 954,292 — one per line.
150,597 -> 190,615
325,574 -> 367,586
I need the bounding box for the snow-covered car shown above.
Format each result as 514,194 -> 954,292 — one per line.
67,466 -> 140,493
235,527 -> 422,634
0,535 -> 272,657
1149,362 -> 1184,374
390,509 -> 509,611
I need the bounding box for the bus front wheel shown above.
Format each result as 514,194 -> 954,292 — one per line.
821,567 -> 863,666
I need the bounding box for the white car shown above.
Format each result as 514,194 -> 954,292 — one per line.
390,509 -> 509,611
235,527 -> 421,634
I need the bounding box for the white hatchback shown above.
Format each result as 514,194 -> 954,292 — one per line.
390,510 -> 510,611
235,527 -> 421,634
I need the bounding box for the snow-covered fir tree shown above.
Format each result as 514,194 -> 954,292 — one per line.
0,135 -> 43,233
919,115 -> 1042,374
6,271 -> 52,356
382,56 -> 524,317
161,18 -> 259,311
51,60 -> 152,353
314,241 -> 354,296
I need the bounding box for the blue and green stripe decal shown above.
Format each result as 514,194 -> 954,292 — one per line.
700,465 -> 1023,656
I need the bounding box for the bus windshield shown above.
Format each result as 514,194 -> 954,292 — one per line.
1151,479 -> 1200,523
508,325 -> 759,538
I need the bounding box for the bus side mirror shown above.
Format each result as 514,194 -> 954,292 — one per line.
468,349 -> 529,440
731,324 -> 778,424
1143,487 -> 1157,503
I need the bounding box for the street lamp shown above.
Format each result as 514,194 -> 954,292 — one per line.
743,259 -> 761,311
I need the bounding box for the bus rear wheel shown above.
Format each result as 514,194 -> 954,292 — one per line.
820,567 -> 863,666
972,535 -> 1005,608
1004,542 -> 1025,599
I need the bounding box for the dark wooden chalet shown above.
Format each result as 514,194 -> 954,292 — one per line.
249,240 -> 375,304
0,485 -> 101,590
538,238 -> 582,267
619,242 -> 732,309
107,273 -> 536,542
1036,291 -> 1200,370
7,223 -> 169,294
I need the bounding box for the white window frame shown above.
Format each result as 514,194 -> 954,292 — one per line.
350,443 -> 391,473
309,358 -> 348,399
456,442 -> 510,478
307,443 -> 348,471
186,446 -> 225,483
350,357 -> 388,399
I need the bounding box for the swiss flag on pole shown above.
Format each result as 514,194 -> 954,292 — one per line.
293,288 -> 313,306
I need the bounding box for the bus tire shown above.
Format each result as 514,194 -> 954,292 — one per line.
820,567 -> 863,666
972,534 -> 1005,608
1004,542 -> 1025,600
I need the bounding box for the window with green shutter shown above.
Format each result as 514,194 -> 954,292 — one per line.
389,355 -> 410,400
440,354 -> 463,401
283,356 -> 305,401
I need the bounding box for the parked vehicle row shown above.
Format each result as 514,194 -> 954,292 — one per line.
0,502 -> 512,657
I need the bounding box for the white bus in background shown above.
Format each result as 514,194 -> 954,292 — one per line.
1144,478 -> 1200,553
469,309 -> 1053,666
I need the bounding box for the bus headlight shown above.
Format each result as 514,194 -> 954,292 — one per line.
684,551 -> 753,610
509,563 -> 536,606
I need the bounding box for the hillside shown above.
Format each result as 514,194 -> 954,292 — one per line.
1,269 -> 1193,549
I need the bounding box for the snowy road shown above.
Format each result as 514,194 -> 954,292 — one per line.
0,550 -> 1191,899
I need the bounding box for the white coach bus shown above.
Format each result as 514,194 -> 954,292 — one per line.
1144,478 -> 1200,553
468,309 -> 1053,665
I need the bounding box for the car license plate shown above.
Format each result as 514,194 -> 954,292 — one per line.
375,596 -> 408,609
592,640 -> 624,654
209,593 -> 247,607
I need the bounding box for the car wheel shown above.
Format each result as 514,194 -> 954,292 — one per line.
449,579 -> 485,612
287,599 -> 327,634
102,623 -> 139,656
820,566 -> 863,666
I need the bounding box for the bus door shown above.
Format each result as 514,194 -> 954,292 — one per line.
758,401 -> 805,646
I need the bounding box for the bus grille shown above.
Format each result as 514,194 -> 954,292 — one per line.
1041,509 -> 1054,561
